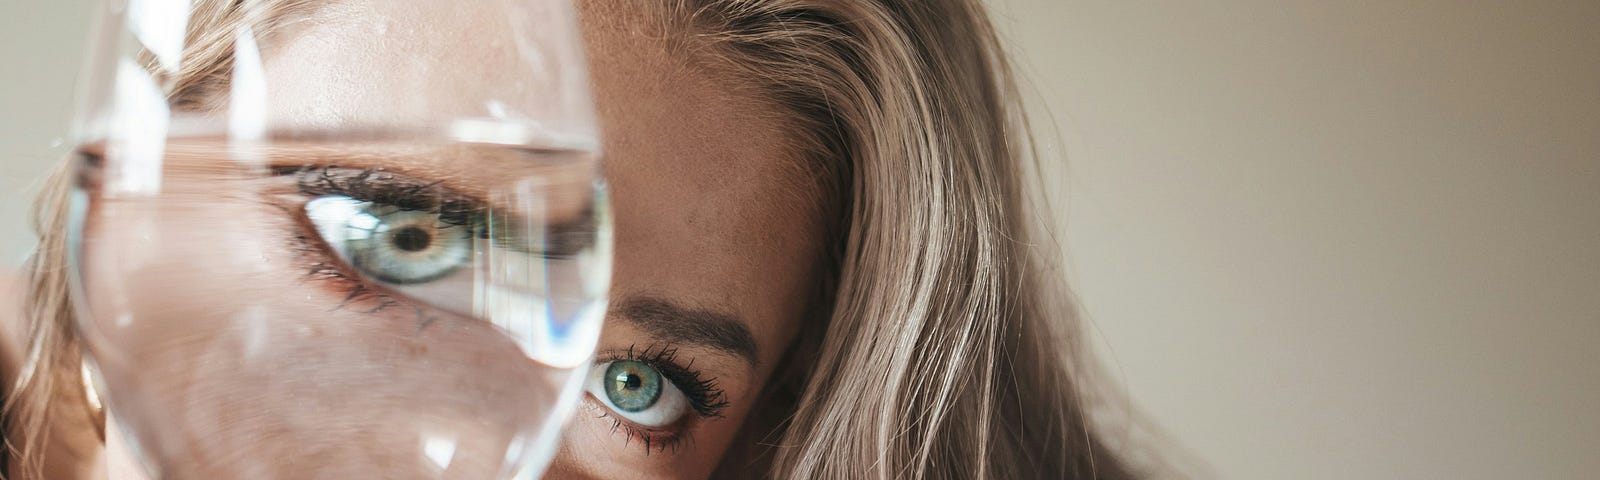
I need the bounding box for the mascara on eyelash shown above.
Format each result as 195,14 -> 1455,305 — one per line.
273,165 -> 485,227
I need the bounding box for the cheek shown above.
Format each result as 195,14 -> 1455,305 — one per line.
546,399 -> 748,480
79,194 -> 562,478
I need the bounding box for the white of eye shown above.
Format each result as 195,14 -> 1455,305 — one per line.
304,195 -> 477,314
585,361 -> 691,428
306,196 -> 472,285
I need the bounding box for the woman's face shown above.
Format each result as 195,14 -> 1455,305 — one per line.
87,2 -> 822,479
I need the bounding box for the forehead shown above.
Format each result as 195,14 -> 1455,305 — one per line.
574,6 -> 827,322
257,0 -> 596,136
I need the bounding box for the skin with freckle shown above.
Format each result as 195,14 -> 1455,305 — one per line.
6,0 -> 1151,478
547,5 -> 824,479
66,1 -> 822,479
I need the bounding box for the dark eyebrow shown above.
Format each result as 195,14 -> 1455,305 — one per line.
612,296 -> 759,367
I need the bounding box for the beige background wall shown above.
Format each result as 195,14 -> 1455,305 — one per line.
3,1 -> 1597,478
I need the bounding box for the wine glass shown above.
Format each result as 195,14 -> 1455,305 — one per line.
67,0 -> 608,478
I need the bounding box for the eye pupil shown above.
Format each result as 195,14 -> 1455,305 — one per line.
391,226 -> 433,252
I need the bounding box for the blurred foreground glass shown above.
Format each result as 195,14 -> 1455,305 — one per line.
66,0 -> 610,478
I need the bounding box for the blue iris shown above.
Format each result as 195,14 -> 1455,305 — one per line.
603,360 -> 663,412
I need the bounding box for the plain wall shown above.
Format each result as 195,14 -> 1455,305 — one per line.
3,1 -> 1598,479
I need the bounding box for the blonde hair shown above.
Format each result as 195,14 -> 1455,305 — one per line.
6,159 -> 86,480
7,1 -> 1140,478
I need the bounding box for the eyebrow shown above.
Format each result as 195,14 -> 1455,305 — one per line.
612,296 -> 760,367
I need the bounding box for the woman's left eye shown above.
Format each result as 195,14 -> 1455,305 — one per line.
586,360 -> 691,428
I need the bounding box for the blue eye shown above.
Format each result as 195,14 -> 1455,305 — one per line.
603,360 -> 663,412
305,196 -> 474,285
586,360 -> 691,428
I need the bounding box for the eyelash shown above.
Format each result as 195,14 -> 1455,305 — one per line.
275,165 -> 482,228
592,344 -> 729,454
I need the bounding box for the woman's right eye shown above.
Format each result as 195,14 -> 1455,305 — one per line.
280,166 -> 492,316
305,195 -> 476,285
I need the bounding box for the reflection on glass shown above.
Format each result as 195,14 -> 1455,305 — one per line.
67,0 -> 608,478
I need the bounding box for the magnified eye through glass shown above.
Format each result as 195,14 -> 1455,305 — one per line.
66,1 -> 609,479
